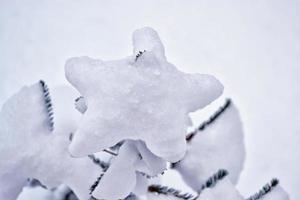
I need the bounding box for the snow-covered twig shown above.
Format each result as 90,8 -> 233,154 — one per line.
246,179 -> 279,200
186,98 -> 231,142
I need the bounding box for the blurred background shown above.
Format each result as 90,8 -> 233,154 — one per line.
1,0 -> 299,199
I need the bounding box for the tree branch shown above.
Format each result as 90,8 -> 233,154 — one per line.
39,80 -> 54,131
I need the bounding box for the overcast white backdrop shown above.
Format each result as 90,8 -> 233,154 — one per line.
1,0 -> 299,199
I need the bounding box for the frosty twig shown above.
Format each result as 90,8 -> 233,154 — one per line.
246,179 -> 279,200
186,98 -> 231,142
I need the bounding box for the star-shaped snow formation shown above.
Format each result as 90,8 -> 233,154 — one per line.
65,27 -> 223,162
0,82 -> 102,200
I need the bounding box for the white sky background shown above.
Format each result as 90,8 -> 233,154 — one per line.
0,0 -> 300,199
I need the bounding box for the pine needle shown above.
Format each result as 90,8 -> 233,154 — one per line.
39,80 -> 54,131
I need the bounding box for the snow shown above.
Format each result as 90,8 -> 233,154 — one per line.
132,173 -> 149,196
132,28 -> 166,61
147,193 -> 181,200
17,184 -> 78,200
175,101 -> 245,191
1,1 -> 300,198
74,96 -> 87,114
197,177 -> 244,200
0,82 -> 103,200
66,27 -> 223,162
261,185 -> 290,200
134,141 -> 166,176
92,140 -> 166,199
17,186 -> 53,200
92,141 -> 140,199
51,85 -> 81,134
0,83 -> 51,200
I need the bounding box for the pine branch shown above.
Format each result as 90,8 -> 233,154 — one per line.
89,159 -> 110,199
148,169 -> 229,200
89,173 -> 105,195
246,179 -> 279,200
198,169 -> 228,193
148,184 -> 197,200
135,50 -> 146,61
88,154 -> 110,170
39,80 -> 54,131
186,98 -> 231,142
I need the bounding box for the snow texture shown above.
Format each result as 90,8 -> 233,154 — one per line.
92,140 -> 166,199
18,184 -> 78,200
147,193 -> 181,200
66,27 -> 223,162
175,101 -> 245,191
0,82 -> 102,200
1,1 -> 299,198
146,173 -> 290,200
260,185 -> 290,200
132,173 -> 149,196
17,186 -> 53,200
74,96 -> 87,114
246,179 -> 290,200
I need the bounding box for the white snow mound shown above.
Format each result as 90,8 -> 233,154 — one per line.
175,101 -> 245,190
197,177 -> 244,200
0,82 -> 102,200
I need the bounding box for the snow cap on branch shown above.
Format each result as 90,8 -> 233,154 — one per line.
132,27 -> 166,61
65,27 -> 223,162
0,82 -> 103,200
197,175 -> 244,200
246,179 -> 290,200
175,100 -> 245,190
